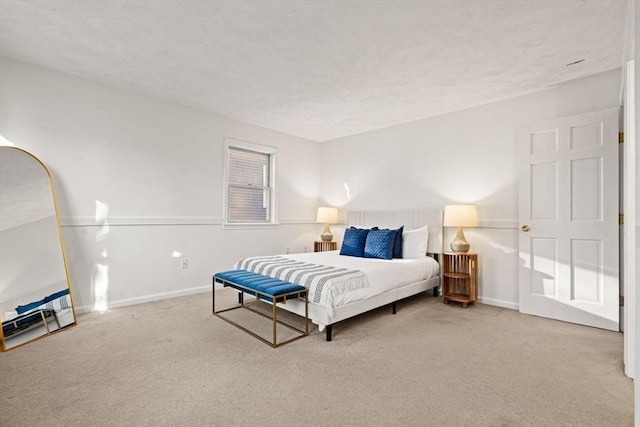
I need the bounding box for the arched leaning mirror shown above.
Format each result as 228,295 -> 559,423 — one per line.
0,146 -> 76,351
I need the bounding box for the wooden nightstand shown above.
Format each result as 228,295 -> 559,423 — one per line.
442,252 -> 477,308
314,241 -> 337,252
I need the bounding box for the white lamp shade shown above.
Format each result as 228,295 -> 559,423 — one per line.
316,207 -> 338,224
443,205 -> 479,227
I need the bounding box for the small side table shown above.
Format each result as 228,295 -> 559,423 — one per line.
442,252 -> 477,308
314,241 -> 337,252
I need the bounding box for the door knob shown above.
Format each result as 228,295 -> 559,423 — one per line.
521,225 -> 530,232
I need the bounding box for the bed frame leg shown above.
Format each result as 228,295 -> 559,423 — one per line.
433,286 -> 440,298
392,302 -> 397,314
238,291 -> 244,305
326,325 -> 332,342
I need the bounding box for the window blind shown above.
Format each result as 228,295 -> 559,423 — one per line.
227,147 -> 271,222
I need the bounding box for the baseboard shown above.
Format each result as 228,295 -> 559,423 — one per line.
74,285 -> 211,314
477,296 -> 519,310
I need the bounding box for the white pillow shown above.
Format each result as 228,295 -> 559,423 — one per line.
402,226 -> 429,258
4,311 -> 18,321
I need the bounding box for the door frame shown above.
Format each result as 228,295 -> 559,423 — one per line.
623,60 -> 636,379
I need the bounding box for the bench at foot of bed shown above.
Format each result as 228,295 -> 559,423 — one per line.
2,308 -> 60,338
212,270 -> 309,348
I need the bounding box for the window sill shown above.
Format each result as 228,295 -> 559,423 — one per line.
223,222 -> 280,230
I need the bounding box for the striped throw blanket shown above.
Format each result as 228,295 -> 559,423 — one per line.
234,256 -> 368,315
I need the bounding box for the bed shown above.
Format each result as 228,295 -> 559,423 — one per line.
228,210 -> 443,341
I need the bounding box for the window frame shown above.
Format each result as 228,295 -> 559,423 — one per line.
223,138 -> 278,228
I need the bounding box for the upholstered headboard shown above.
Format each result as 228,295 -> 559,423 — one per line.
345,210 -> 443,255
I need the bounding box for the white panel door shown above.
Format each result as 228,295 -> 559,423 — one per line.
518,108 -> 619,331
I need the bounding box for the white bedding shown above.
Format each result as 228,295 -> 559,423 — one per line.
254,251 -> 439,310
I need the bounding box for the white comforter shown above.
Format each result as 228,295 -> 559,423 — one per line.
237,251 -> 439,312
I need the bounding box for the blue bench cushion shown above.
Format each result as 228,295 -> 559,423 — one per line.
214,270 -> 306,296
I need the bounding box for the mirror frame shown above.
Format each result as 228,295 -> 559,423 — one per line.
0,146 -> 76,351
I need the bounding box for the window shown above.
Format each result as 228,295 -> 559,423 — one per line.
224,139 -> 277,224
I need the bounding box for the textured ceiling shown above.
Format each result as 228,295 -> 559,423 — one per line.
0,0 -> 628,142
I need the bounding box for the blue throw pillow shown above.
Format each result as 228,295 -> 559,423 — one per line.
392,225 -> 404,258
340,227 -> 370,257
364,228 -> 396,260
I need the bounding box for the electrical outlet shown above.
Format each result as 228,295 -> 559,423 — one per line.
180,258 -> 188,269
286,247 -> 290,254
304,246 -> 308,253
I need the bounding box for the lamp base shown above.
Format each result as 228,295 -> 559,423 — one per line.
320,223 -> 333,241
450,227 -> 471,253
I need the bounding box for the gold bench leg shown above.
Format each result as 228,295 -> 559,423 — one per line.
272,297 -> 277,346
305,295 -> 309,334
212,277 -> 309,348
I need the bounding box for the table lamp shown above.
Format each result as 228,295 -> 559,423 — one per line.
316,207 -> 338,241
443,204 -> 478,252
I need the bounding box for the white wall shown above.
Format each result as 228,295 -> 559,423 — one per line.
0,55 -> 624,314
320,69 -> 622,309
0,57 -> 321,312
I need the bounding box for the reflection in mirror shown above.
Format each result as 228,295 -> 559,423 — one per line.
0,146 -> 76,351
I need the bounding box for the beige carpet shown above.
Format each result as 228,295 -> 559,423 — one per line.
0,290 -> 633,426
